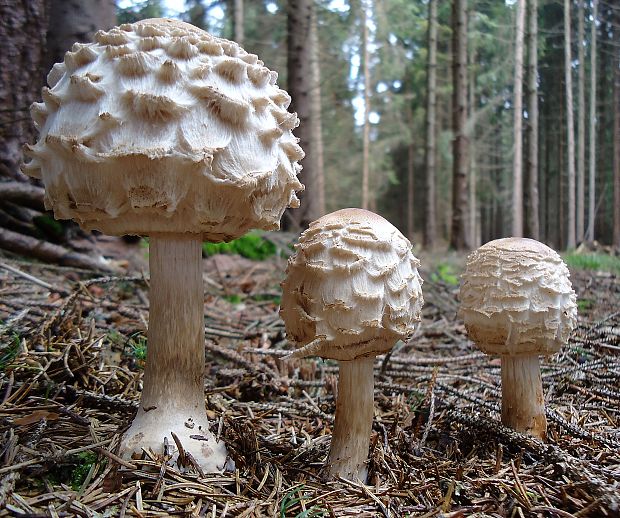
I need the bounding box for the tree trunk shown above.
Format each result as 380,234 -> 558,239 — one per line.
564,0 -> 576,249
526,0 -> 539,240
361,0 -> 371,210
286,0 -> 322,229
423,0 -> 438,248
468,8 -> 478,248
511,0 -> 526,237
587,0 -> 597,242
0,1 -> 47,180
46,0 -> 116,69
450,0 -> 470,250
614,7 -> 620,248
233,0 -> 244,46
576,0 -> 585,242
407,142 -> 415,241
310,9 -> 325,217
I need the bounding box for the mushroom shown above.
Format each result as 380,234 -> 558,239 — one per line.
23,18 -> 303,472
280,208 -> 423,481
459,237 -> 577,439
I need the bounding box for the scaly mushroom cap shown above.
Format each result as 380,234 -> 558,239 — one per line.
280,208 -> 424,361
459,237 -> 577,356
22,18 -> 303,240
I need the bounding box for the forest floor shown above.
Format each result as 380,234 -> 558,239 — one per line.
0,237 -> 618,517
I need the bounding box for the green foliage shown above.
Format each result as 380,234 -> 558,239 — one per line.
224,294 -> 243,304
563,253 -> 620,274
202,232 -> 277,260
128,336 -> 148,362
33,215 -> 64,239
431,263 -> 459,286
0,334 -> 21,371
279,485 -> 326,518
577,298 -> 594,311
70,452 -> 98,490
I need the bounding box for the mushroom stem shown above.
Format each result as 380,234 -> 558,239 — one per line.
120,234 -> 227,471
325,356 -> 375,482
500,355 -> 547,439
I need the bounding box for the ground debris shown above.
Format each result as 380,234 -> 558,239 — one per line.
0,256 -> 618,517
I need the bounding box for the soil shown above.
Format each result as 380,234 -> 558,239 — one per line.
0,240 -> 618,517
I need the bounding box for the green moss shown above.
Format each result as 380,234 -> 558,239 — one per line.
202,231 -> 277,260
70,452 -> 98,490
431,263 -> 459,286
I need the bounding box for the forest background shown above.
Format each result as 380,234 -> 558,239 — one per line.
1,0 -> 619,255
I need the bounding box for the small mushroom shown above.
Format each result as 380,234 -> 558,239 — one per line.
23,18 -> 303,472
280,208 -> 423,481
459,237 -> 577,439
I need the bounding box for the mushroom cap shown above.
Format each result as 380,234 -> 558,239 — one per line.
22,18 -> 303,241
458,237 -> 577,357
280,208 -> 424,361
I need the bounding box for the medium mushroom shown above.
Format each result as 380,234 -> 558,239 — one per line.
280,208 -> 423,481
459,237 -> 577,439
22,18 -> 303,472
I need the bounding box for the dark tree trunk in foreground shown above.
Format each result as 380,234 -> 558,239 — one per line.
0,1 -> 47,180
46,0 -> 115,68
587,0 -> 597,242
286,0 -> 323,229
423,0 -> 438,248
450,0 -> 470,250
361,0 -> 371,210
576,0 -> 585,242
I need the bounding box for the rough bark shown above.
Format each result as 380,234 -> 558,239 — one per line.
361,0 -> 371,210
576,0 -> 585,242
286,0 -> 322,229
468,9 -> 479,248
310,6 -> 325,217
511,0 -> 526,237
614,8 -> 620,248
233,0 -> 244,46
0,0 -> 47,180
564,0 -> 576,249
526,0 -> 539,240
46,0 -> 115,69
423,0 -> 438,248
450,0 -> 470,250
587,0 -> 597,242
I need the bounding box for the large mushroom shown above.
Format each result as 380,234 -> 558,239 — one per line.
459,237 -> 577,439
280,208 -> 423,481
22,18 -> 303,472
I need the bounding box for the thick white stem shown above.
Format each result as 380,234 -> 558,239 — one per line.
120,235 -> 227,472
325,357 -> 375,482
501,355 -> 547,439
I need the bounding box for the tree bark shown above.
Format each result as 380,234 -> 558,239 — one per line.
361,0 -> 371,210
286,0 -> 323,229
576,0 -> 585,242
468,8 -> 478,248
450,0 -> 470,250
233,0 -> 244,46
613,7 -> 620,248
310,10 -> 325,217
526,0 -> 539,240
0,0 -> 47,180
423,0 -> 438,248
46,0 -> 116,69
511,0 -> 526,237
587,0 -> 597,242
564,0 -> 576,249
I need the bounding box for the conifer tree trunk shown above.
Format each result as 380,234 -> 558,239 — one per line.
310,8 -> 325,217
361,0 -> 371,210
450,0 -> 470,250
587,0 -> 597,242
576,0 -> 585,242
565,0 -> 576,249
526,0 -> 539,240
286,0 -> 322,229
233,0 -> 244,46
424,0 -> 437,248
0,0 -> 47,179
614,8 -> 620,248
512,0 -> 526,237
